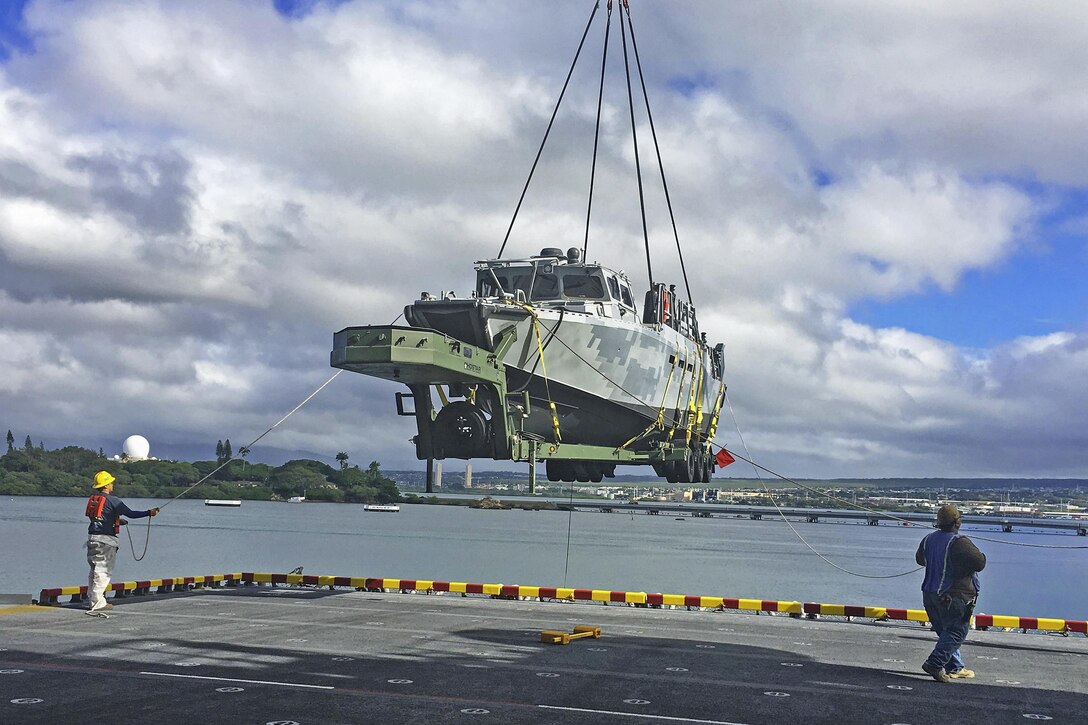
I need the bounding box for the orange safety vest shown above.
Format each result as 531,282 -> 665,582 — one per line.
85,494 -> 120,535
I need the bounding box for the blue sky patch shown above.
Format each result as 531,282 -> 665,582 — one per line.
0,0 -> 33,62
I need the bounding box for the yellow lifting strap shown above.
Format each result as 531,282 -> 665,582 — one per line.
616,345 -> 681,452
706,382 -> 726,440
685,351 -> 704,445
666,344 -> 692,442
435,384 -> 450,407
515,301 -> 562,444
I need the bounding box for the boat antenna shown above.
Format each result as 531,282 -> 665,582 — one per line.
582,1 -> 613,261
618,0 -> 654,290
623,0 -> 693,305
497,1 -> 602,259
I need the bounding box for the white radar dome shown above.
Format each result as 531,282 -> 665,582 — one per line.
122,435 -> 151,460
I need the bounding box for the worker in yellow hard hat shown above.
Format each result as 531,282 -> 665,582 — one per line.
84,470 -> 159,615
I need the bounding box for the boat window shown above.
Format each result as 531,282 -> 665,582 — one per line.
620,284 -> 634,308
607,276 -> 621,300
561,270 -> 606,300
477,268 -> 535,299
478,272 -> 502,298
531,273 -> 560,300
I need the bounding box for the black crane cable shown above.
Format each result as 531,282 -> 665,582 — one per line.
618,0 -> 654,290
497,1 -> 600,259
582,1 -> 612,260
623,1 -> 693,305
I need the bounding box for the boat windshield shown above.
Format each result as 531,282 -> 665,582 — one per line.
477,266 -> 608,303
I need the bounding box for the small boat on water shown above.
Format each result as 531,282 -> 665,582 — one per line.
363,504 -> 401,513
204,499 -> 241,507
287,496 -> 306,503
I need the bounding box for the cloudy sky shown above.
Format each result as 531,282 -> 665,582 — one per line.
0,0 -> 1085,478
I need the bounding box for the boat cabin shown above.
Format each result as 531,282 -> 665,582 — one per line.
475,247 -> 704,345
475,247 -> 637,316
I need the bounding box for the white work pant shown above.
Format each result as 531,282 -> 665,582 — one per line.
86,535 -> 119,610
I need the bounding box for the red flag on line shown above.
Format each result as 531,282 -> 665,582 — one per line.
714,449 -> 735,469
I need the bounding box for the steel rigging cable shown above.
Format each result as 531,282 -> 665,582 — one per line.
536,318 -> 1088,561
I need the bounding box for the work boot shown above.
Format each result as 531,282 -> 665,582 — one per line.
947,668 -> 975,679
922,662 -> 951,683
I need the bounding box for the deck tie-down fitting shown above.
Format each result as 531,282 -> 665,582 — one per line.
540,624 -> 602,645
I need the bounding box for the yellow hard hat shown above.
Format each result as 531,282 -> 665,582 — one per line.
93,471 -> 115,489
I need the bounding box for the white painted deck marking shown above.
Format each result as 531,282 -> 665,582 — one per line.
538,705 -> 750,724
140,671 -> 334,689
11,698 -> 43,704
808,681 -> 866,689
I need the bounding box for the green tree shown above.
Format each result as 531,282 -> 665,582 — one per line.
224,439 -> 232,459
336,451 -> 349,470
267,465 -> 327,498
5,430 -> 13,453
23,435 -> 32,452
216,440 -> 224,460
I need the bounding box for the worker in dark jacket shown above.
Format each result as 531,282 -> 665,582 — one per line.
916,504 -> 986,682
84,471 -> 158,615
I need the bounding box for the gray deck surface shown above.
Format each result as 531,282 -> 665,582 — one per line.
2,587 -> 1086,724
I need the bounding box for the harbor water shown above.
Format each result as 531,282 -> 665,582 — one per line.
3,496 -> 1085,620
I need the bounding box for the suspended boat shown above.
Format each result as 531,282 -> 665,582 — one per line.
333,1 -> 727,484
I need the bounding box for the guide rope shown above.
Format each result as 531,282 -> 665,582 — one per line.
125,515 -> 152,561
724,392 -> 922,579
156,369 -> 345,510
535,318 -> 1088,555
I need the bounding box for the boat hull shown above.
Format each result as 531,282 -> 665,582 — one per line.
406,299 -> 722,454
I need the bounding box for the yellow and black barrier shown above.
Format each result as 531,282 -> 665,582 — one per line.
36,572 -> 1087,637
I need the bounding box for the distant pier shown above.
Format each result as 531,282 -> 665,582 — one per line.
556,501 -> 1088,535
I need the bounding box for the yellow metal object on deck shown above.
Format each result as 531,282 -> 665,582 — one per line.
540,624 -> 602,645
